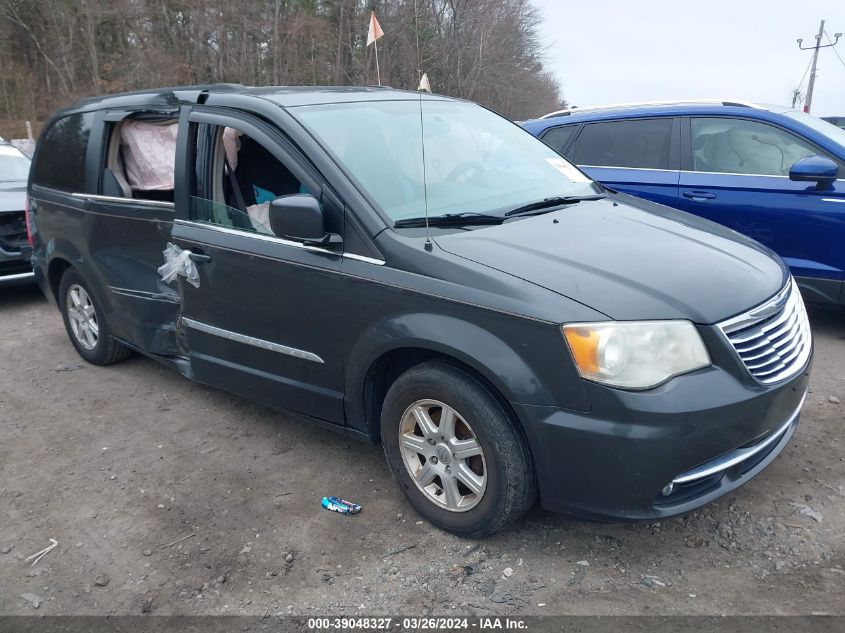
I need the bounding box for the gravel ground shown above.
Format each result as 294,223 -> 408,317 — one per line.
1,284 -> 843,616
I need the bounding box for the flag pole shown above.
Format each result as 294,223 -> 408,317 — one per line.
374,40 -> 381,86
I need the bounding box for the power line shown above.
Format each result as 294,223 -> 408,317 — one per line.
796,55 -> 813,90
825,30 -> 845,67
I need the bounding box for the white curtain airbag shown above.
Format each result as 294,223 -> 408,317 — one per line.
120,121 -> 178,191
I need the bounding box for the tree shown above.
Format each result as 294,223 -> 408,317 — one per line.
0,0 -> 564,137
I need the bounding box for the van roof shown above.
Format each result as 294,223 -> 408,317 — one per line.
59,84 -> 456,115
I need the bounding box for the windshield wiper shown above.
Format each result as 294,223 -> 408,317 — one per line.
504,194 -> 607,217
394,212 -> 504,228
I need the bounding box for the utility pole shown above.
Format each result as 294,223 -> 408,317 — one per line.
797,20 -> 842,113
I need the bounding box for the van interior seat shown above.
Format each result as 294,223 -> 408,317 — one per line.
105,124 -> 134,198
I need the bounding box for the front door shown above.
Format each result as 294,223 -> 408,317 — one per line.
678,116 -> 845,303
170,106 -> 347,423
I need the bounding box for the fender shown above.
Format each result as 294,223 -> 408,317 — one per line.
344,312 -> 591,436
42,238 -> 93,300
42,237 -> 128,335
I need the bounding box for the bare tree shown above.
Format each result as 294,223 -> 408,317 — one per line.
0,0 -> 565,137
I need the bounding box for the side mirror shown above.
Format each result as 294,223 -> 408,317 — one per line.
268,193 -> 342,248
789,155 -> 839,186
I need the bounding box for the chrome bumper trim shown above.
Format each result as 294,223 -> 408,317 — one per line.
672,389 -> 807,485
0,271 -> 35,282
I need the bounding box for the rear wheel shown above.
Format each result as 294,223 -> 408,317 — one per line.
59,269 -> 131,365
381,361 -> 536,537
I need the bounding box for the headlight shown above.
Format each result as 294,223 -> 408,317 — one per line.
562,320 -> 710,389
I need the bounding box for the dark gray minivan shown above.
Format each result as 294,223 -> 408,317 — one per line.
28,85 -> 811,536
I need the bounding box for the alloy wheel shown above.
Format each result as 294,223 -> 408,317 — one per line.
398,399 -> 487,512
66,284 -> 99,351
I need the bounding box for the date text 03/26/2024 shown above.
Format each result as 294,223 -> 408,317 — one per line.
306,617 -> 528,630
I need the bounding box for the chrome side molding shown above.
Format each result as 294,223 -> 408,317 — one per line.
72,192 -> 176,209
182,317 -> 324,364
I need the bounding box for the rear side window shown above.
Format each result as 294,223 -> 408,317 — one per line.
569,118 -> 673,169
541,125 -> 578,155
32,112 -> 94,191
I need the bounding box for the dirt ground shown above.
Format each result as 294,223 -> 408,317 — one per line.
1,283 -> 843,617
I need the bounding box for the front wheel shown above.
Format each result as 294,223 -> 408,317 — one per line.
381,361 -> 536,537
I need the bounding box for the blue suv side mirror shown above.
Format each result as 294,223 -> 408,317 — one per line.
789,155 -> 839,186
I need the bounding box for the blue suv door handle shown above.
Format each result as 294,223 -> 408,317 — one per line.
682,190 -> 717,201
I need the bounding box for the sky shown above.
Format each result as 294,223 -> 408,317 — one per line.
532,0 -> 845,117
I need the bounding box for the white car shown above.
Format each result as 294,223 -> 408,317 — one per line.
0,139 -> 33,284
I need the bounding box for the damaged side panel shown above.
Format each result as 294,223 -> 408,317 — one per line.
86,202 -> 182,357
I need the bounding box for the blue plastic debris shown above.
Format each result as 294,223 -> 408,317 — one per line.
321,496 -> 362,515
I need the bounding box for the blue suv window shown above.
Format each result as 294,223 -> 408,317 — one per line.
541,125 -> 578,155
569,118 -> 672,169
691,117 -> 819,176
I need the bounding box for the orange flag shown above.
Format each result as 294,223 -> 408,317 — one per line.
367,11 -> 384,46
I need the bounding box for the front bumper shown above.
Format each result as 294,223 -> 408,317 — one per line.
0,245 -> 33,286
513,357 -> 811,521
0,210 -> 32,285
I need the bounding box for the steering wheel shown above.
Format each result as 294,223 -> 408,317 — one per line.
446,160 -> 484,183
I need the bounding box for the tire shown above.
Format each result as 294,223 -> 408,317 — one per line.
381,361 -> 537,537
59,269 -> 132,365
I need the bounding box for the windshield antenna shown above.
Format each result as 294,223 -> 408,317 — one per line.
418,88 -> 432,251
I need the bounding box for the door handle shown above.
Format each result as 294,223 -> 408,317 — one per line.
188,250 -> 212,264
682,191 -> 716,200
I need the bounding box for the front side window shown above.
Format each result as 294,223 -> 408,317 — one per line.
691,117 -> 821,176
568,118 -> 673,169
32,112 -> 94,191
293,100 -> 599,223
191,124 -> 308,236
0,147 -> 30,182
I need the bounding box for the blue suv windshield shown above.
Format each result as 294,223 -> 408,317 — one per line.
783,110 -> 845,153
294,100 -> 600,222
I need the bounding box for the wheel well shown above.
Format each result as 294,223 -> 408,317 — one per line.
362,348 -> 527,448
47,258 -> 72,303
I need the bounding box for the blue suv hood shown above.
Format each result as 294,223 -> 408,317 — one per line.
434,196 -> 788,324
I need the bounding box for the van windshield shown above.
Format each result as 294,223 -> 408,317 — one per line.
0,149 -> 31,182
293,100 -> 601,223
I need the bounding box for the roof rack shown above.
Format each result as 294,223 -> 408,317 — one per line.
540,99 -> 762,119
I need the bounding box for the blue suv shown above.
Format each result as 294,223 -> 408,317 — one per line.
523,101 -> 845,305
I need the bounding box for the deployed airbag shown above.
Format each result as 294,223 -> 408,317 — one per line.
120,121 -> 178,190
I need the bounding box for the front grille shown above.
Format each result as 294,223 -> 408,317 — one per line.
717,279 -> 811,385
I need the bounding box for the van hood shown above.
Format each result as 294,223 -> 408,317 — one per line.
434,197 -> 787,324
0,181 -> 26,213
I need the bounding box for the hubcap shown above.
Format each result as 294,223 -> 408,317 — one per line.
398,399 -> 487,512
66,284 -> 99,351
